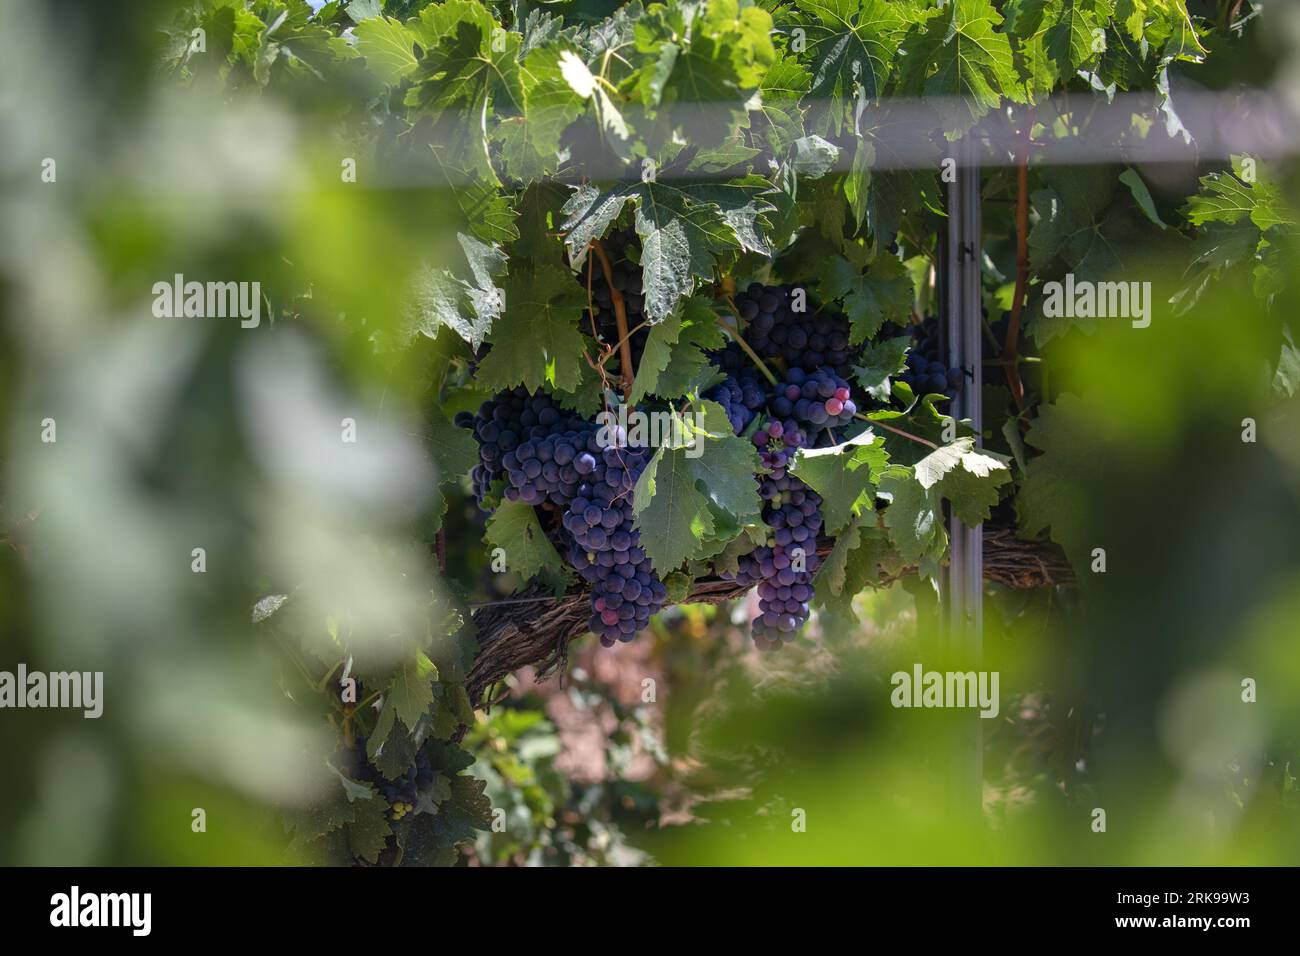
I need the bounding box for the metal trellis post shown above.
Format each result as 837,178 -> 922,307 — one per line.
942,134 -> 985,816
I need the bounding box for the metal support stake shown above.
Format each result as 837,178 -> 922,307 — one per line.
942,134 -> 984,816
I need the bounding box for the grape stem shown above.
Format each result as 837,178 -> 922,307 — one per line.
590,240 -> 636,404
715,302 -> 780,387
584,250 -> 614,406
853,411 -> 940,450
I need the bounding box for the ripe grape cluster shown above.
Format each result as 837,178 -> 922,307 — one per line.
562,440 -> 667,646
576,229 -> 649,364
770,366 -> 857,429
458,268 -> 958,654
457,388 -> 588,501
461,393 -> 666,646
734,419 -> 823,650
348,738 -> 437,822
705,372 -> 766,435
897,317 -> 965,403
735,282 -> 858,376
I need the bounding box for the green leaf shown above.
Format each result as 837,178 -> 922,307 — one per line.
853,334 -> 913,402
816,514 -> 866,597
753,56 -> 811,154
814,520 -> 895,618
475,265 -> 588,393
482,499 -> 571,583
629,307 -> 682,405
814,250 -> 914,343
1008,0 -> 1115,84
1275,323 -> 1300,398
789,135 -> 839,178
633,297 -> 727,402
562,179 -> 775,323
793,0 -> 908,136
632,440 -> 717,574
1028,168 -> 1116,272
631,0 -> 776,149
512,181 -> 571,271
285,797 -> 355,843
495,46 -> 587,180
1119,167 -> 1167,229
404,235 -> 507,350
877,466 -> 946,565
790,430 -> 885,534
683,400 -> 764,525
1015,393 -> 1105,569
353,16 -> 418,84
427,422 -> 478,489
898,0 -> 1024,137
329,763 -> 379,803
1170,221 -> 1258,315
366,698 -> 417,779
347,794 -> 393,864
913,437 -> 1012,526
388,653 -> 439,731
404,1 -> 523,183
1185,158 -> 1296,233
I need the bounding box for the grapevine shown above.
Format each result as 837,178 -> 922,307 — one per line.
87,0 -> 1296,872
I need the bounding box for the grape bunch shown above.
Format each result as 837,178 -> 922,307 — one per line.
897,317 -> 965,403
733,419 -> 823,650
575,229 -> 649,364
705,372 -> 766,435
735,282 -> 858,375
770,366 -> 857,429
562,441 -> 667,646
499,427 -> 597,508
750,417 -> 804,473
347,738 -> 437,822
460,399 -> 667,647
457,388 -> 588,501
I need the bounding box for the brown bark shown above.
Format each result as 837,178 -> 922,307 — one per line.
464,524 -> 1073,709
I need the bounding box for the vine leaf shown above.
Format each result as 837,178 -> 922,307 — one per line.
404,1 -> 523,183
347,795 -> 393,865
753,55 -> 811,154
1185,157 -> 1296,233
483,500 -> 572,584
790,430 -> 885,534
898,0 -> 1024,138
562,179 -> 775,323
814,521 -> 896,618
475,265 -> 588,393
878,466 -> 946,564
853,334 -> 913,401
427,422 -> 479,489
633,449 -> 711,573
814,250 -> 914,343
633,297 -> 727,402
285,796 -> 355,845
683,401 -> 764,526
495,46 -> 588,180
404,235 -> 506,350
633,403 -> 759,574
1015,393 -> 1105,569
790,0 -> 908,136
1007,0 -> 1113,85
913,437 -> 1012,526
353,16 -> 419,84
630,0 -> 776,150
388,653 -> 439,731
